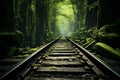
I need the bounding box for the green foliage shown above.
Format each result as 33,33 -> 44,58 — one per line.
44,52 -> 49,57
98,33 -> 119,38
52,1 -> 75,36
82,37 -> 95,48
70,27 -> 93,45
49,66 -> 57,70
96,24 -> 120,48
84,40 -> 96,49
21,54 -> 30,58
94,42 -> 120,58
33,64 -> 41,67
101,22 -> 120,34
4,0 -> 120,58
1,0 -> 94,59
29,47 -> 39,52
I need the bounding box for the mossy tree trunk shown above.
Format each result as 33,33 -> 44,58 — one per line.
71,0 -> 87,31
85,0 -> 98,28
0,0 -> 21,59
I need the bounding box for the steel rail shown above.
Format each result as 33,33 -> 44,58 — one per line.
0,38 -> 60,80
67,38 -> 120,79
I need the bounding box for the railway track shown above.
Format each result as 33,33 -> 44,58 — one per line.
0,37 -> 120,80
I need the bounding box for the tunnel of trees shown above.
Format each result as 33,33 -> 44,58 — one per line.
0,0 -> 120,59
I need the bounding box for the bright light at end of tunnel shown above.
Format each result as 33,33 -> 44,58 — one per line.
55,3 -> 75,36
